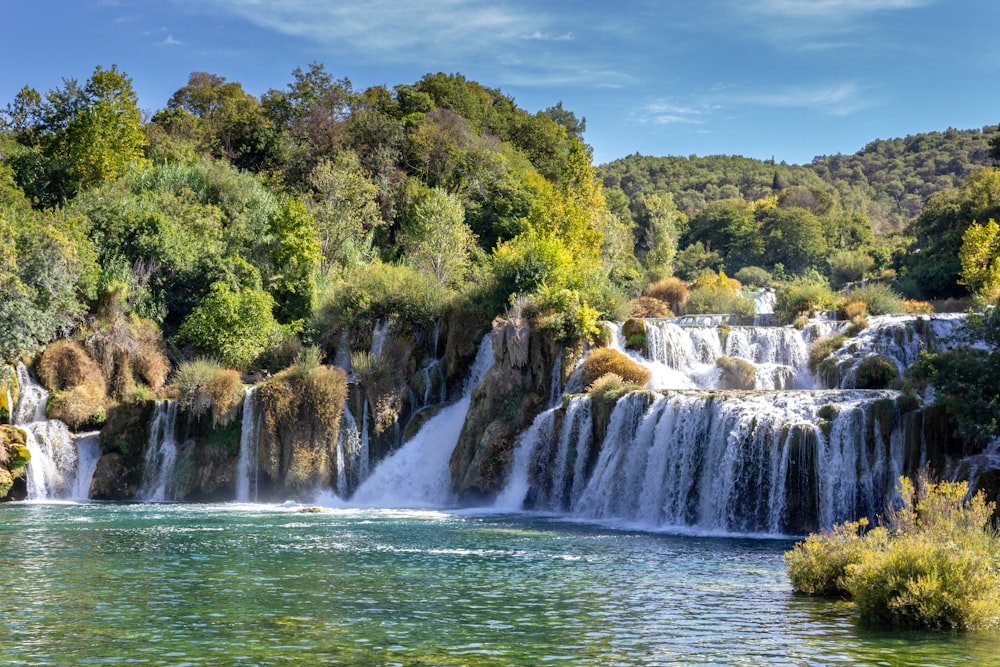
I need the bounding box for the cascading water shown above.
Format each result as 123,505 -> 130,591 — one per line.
70,432 -> 102,500
12,362 -> 83,500
348,335 -> 494,508
235,387 -> 260,502
491,313 -> 968,535
820,314 -> 965,388
138,400 -> 179,501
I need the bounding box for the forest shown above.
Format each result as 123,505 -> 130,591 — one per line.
2,62 -> 1000,443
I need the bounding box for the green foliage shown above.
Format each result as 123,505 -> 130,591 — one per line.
827,249 -> 875,288
760,206 -> 828,275
733,266 -> 773,288
785,518 -> 880,597
958,217 -> 1000,301
786,475 -> 1000,631
906,313 -> 1000,443
902,168 -> 1000,299
673,241 -> 722,280
854,355 -> 899,389
306,151 -> 383,270
685,272 -> 755,319
265,197 -> 320,324
846,283 -> 905,316
402,185 -> 477,288
177,281 -> 290,370
775,278 -> 837,324
315,261 -> 451,335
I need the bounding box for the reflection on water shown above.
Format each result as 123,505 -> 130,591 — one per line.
1,503 -> 998,665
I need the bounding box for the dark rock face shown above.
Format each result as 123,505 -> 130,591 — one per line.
450,318 -> 566,502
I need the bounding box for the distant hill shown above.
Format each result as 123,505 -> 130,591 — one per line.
599,125 -> 998,232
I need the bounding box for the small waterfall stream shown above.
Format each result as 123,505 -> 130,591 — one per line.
12,362 -> 97,501
137,400 -> 179,501
235,387 -> 260,502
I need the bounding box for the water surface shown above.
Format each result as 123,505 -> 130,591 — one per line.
1,503 -> 996,665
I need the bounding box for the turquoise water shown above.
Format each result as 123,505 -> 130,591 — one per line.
1,503 -> 998,666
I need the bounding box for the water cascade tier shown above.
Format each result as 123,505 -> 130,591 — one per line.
12,362 -> 99,500
490,313 -> 979,535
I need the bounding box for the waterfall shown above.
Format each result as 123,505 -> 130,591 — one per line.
338,407 -> 360,497
12,363 -> 79,500
138,400 -> 179,501
493,409 -> 557,511
549,347 -> 564,408
70,432 -> 101,500
235,387 -> 260,502
824,314 -> 965,388
348,335 -> 494,508
497,387 -> 904,535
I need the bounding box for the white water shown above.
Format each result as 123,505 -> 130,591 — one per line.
70,432 -> 102,500
822,314 -> 965,388
138,400 -> 179,501
12,362 -> 88,500
347,335 -> 494,508
235,387 -> 260,502
490,314 -> 965,534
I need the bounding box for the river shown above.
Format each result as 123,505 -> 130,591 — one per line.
2,502 -> 997,665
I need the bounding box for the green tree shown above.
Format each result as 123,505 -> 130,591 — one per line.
266,198 -> 321,324
958,218 -> 1000,301
639,192 -> 687,278
402,185 -> 477,287
685,198 -> 762,272
177,280 -> 285,370
760,206 -> 828,275
306,151 -> 384,270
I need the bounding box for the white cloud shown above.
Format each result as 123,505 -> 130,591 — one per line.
159,34 -> 185,46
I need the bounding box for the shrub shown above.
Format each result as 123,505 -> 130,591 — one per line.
733,266 -> 773,288
786,475 -> 1000,631
808,335 -> 846,374
586,372 -> 626,397
854,355 -> 899,389
83,315 -> 170,398
785,518 -> 883,597
775,278 -> 837,324
174,359 -> 244,427
47,383 -> 108,429
582,348 -> 652,388
644,277 -> 690,313
37,339 -> 103,392
846,283 -> 905,316
903,299 -> 934,314
36,340 -> 108,428
716,356 -> 757,390
177,282 -> 292,371
628,296 -> 673,318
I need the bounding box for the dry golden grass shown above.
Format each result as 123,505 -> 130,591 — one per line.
47,383 -> 107,429
628,296 -> 673,318
582,348 -> 652,388
205,369 -> 243,427
37,340 -> 106,393
644,277 -> 690,314
585,372 -> 626,396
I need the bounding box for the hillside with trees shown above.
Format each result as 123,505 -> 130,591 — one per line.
1,61 -> 999,423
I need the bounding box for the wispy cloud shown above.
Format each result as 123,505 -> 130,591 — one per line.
635,101 -> 708,125
190,0 -> 543,58
749,0 -> 933,17
158,34 -> 184,46
727,82 -> 871,115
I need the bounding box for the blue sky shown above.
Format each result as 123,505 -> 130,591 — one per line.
2,0 -> 997,165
